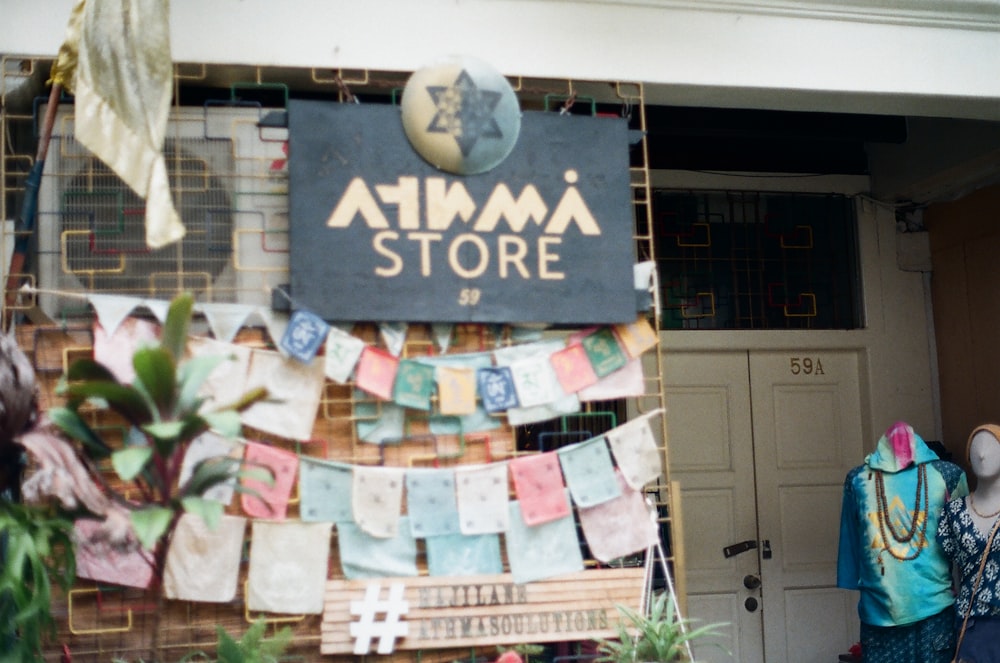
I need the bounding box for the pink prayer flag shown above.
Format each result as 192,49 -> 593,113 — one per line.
577,471 -> 659,562
549,343 -> 599,394
578,358 -> 645,402
509,452 -> 571,526
93,317 -> 160,384
74,519 -> 155,589
356,346 -> 400,400
240,441 -> 299,520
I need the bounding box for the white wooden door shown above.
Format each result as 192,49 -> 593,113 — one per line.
665,351 -> 762,663
749,351 -> 862,663
665,350 -> 863,663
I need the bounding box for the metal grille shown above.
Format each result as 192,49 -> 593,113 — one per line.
653,189 -> 861,329
32,105 -> 289,320
1,57 -> 679,663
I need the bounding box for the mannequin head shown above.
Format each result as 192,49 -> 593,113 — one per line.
967,424 -> 1000,483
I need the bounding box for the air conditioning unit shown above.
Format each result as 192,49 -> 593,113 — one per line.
35,104 -> 290,320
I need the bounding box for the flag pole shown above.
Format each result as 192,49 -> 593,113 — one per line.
4,81 -> 62,330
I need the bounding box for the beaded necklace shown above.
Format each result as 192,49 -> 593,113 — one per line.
969,494 -> 1000,519
874,463 -> 928,575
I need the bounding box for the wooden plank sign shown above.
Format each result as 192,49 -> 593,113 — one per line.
322,568 -> 645,654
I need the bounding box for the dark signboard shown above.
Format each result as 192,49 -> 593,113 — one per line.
288,101 -> 635,324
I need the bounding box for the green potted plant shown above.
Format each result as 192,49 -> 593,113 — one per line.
18,292 -> 270,660
596,592 -> 728,663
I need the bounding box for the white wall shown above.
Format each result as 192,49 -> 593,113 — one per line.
4,0 -> 1000,120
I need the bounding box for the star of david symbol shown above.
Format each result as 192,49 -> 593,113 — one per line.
425,69 -> 504,157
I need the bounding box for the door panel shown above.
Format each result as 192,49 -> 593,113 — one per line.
666,349 -> 863,662
665,351 -> 760,663
750,351 -> 863,663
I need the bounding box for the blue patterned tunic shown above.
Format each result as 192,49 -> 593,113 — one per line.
937,496 -> 1000,618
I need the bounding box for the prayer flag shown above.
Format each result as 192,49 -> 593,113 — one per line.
436,365 -> 478,416
549,343 -> 599,394
241,348 -> 325,441
577,471 -> 659,563
240,441 -> 299,520
613,315 -> 659,358
352,465 -> 405,538
581,327 -> 629,377
163,514 -> 246,602
337,518 -> 419,579
299,456 -> 354,523
455,462 -> 511,535
505,499 -> 584,584
279,309 -> 330,363
324,326 -> 366,383
356,346 -> 400,401
509,452 -> 571,526
247,521 -> 332,615
405,467 -> 460,537
392,359 -> 436,410
477,366 -> 519,413
178,431 -> 239,505
606,412 -> 664,489
557,435 -> 622,507
426,533 -> 503,577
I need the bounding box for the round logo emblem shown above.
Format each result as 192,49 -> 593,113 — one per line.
401,55 -> 521,175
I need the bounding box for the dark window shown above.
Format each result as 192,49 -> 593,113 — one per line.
653,190 -> 862,329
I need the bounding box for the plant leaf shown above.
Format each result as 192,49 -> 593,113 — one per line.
111,446 -> 154,482
66,358 -> 120,383
162,293 -> 195,362
48,406 -> 112,458
215,623 -> 244,663
179,456 -> 239,497
130,506 -> 174,550
214,385 -> 269,414
176,353 -> 230,414
142,420 -> 186,441
236,464 -> 276,487
132,346 -> 177,413
201,410 -> 242,438
64,381 -> 152,426
181,496 -> 223,530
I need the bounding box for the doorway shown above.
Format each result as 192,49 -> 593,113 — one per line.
664,349 -> 863,662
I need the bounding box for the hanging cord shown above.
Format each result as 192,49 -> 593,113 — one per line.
558,92 -> 577,116
953,512 -> 1000,661
333,73 -> 359,104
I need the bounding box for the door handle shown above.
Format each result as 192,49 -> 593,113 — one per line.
743,574 -> 761,590
723,540 -> 757,558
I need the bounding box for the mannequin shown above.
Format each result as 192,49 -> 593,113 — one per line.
937,424 -> 1000,663
838,421 -> 969,663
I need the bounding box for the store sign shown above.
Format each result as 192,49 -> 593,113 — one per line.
288,101 -> 636,324
321,568 -> 645,654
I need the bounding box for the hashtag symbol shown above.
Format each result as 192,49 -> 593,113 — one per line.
350,582 -> 409,654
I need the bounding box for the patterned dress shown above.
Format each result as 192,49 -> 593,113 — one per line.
937,497 -> 1000,619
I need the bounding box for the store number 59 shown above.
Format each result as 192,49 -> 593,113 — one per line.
458,288 -> 481,306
